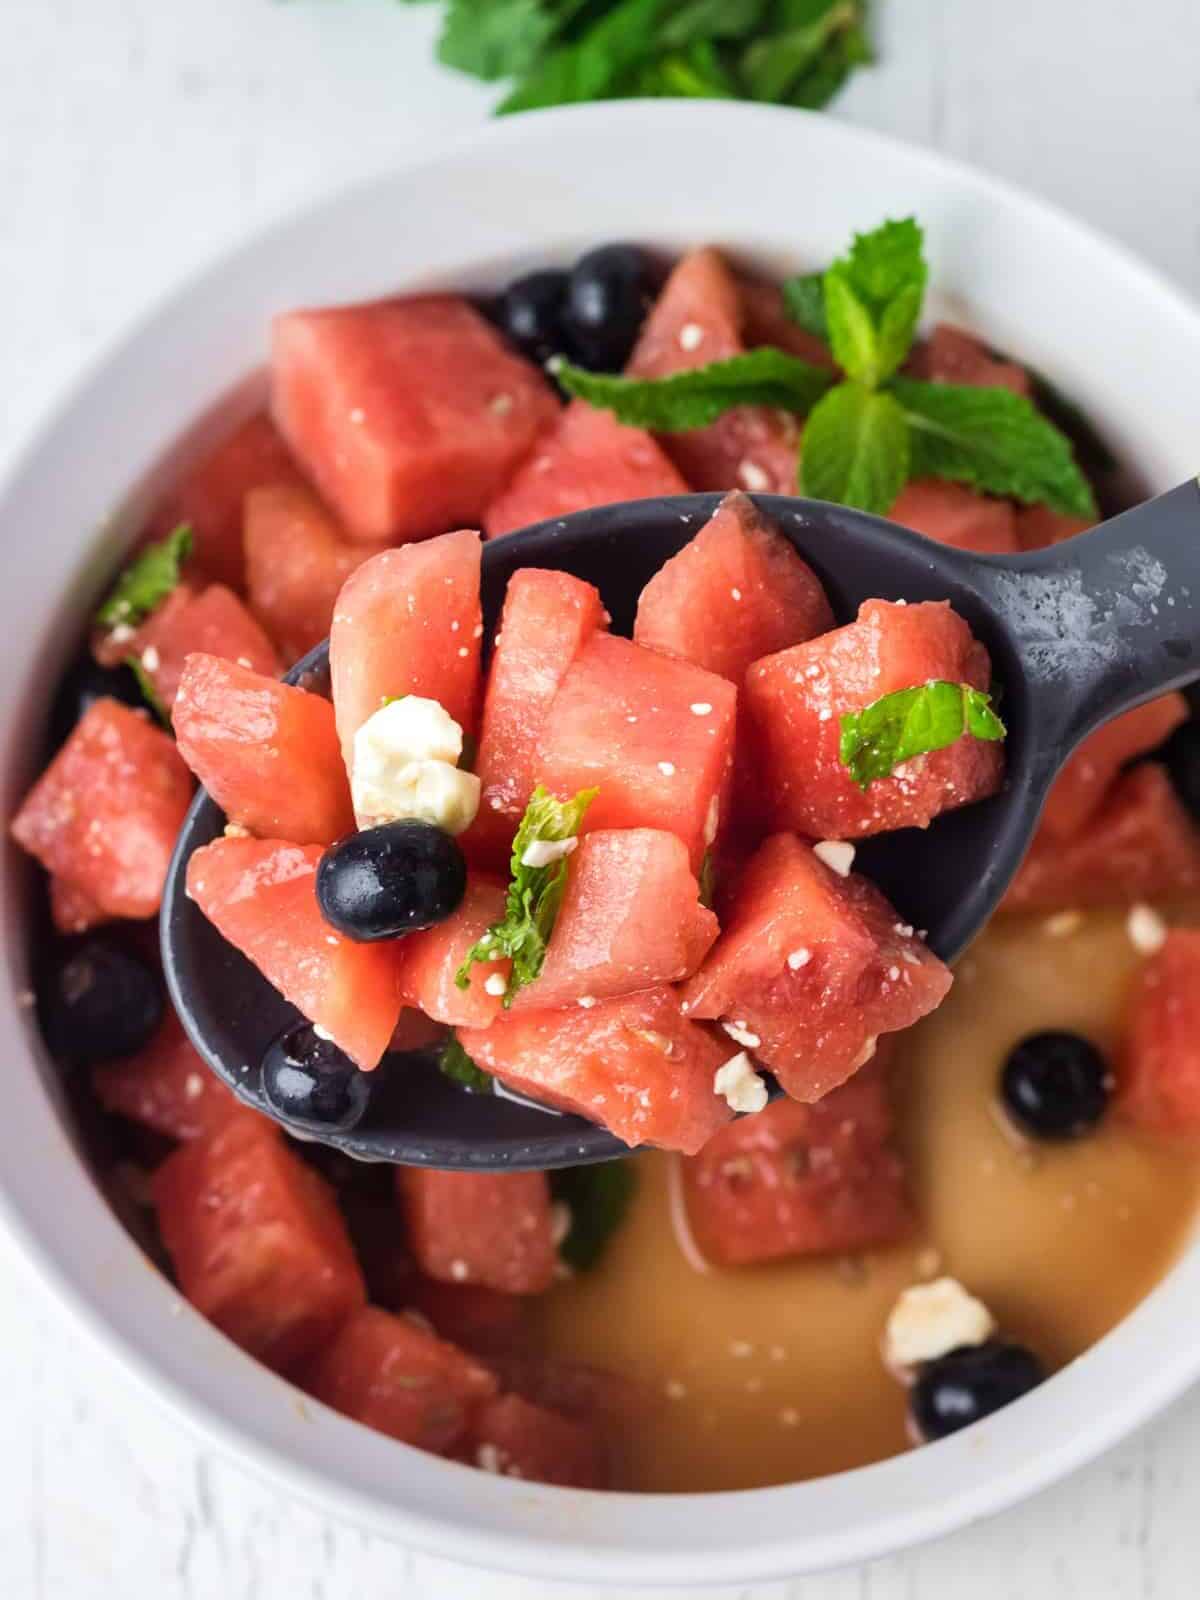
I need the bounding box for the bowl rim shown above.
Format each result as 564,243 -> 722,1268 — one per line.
3,98 -> 1200,1587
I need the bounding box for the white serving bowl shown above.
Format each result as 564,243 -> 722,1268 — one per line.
2,102 -> 1199,1588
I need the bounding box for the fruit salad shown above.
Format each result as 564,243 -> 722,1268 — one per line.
13,223 -> 1200,1493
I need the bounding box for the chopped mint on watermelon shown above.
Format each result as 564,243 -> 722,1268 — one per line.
125,654 -> 169,726
550,349 -> 834,431
438,1033 -> 494,1094
455,784 -> 597,1005
552,1160 -> 636,1271
96,524 -> 193,630
840,680 -> 1006,790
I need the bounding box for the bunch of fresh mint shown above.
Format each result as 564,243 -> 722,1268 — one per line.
556,217 -> 1098,520
399,0 -> 871,114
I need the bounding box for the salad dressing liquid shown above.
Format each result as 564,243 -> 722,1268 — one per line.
536,907 -> 1200,1492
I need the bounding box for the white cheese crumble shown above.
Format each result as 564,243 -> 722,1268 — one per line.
1126,902 -> 1167,955
722,1019 -> 762,1050
678,321 -> 705,352
658,761 -> 676,776
520,836 -> 577,869
351,696 -> 480,835
883,1277 -> 996,1375
738,460 -> 770,493
813,839 -> 855,877
703,794 -> 721,847
786,947 -> 812,970
690,702 -> 713,716
713,1052 -> 769,1114
483,973 -> 508,997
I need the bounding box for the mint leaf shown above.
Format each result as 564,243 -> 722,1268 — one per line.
126,655 -> 169,726
891,377 -> 1098,518
96,524 -> 192,630
630,39 -> 738,98
497,0 -> 662,114
552,1161 -> 636,1271
438,1034 -> 494,1094
781,272 -> 828,341
798,382 -> 909,514
552,349 -> 833,431
823,218 -> 927,388
739,0 -> 865,105
455,785 -> 597,1005
437,0 -> 572,81
839,680 -> 1006,790
659,0 -> 769,46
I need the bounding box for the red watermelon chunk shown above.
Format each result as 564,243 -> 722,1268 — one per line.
468,568 -> 606,869
1003,763 -> 1200,911
466,1393 -> 606,1488
738,273 -> 836,368
174,653 -> 354,845
1016,504 -> 1094,550
681,833 -> 952,1101
1117,929 -> 1200,1134
329,530 -> 483,768
906,323 -> 1031,397
153,1118 -> 366,1374
12,699 -> 193,919
627,248 -> 800,494
483,400 -> 687,539
682,1057 -> 911,1266
92,1010 -> 255,1143
633,490 -> 833,681
745,598 -> 1004,839
49,873 -> 109,935
185,836 -> 402,1069
888,480 -> 1019,555
537,633 -> 737,868
244,483 -> 377,665
401,1278 -> 529,1357
1040,696 -> 1188,842
302,1305 -> 496,1454
512,829 -> 718,1012
394,876 -> 512,1029
397,1168 -> 556,1294
147,413 -> 304,592
469,985 -> 733,1154
271,295 -> 559,542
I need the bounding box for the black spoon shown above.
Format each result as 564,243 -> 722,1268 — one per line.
162,481 -> 1200,1170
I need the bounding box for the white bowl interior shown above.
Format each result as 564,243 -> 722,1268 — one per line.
3,102 -> 1200,1586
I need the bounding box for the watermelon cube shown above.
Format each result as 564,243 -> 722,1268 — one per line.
244,483 -> 377,665
627,248 -> 800,494
682,1057 -> 911,1266
152,1117 -> 366,1373
888,480 -> 1019,555
147,412 -> 304,592
304,1305 -> 496,1454
633,490 -> 833,681
185,836 -> 403,1069
906,323 -> 1031,397
174,653 -> 354,845
537,633 -> 737,868
681,833 -> 952,1101
744,599 -> 1004,839
271,295 -> 560,542
1118,929 -> 1200,1134
49,873 -> 108,935
1040,696 -> 1188,841
12,699 -> 193,919
466,1393 -> 605,1488
483,400 -> 687,539
1015,504 -> 1093,550
330,530 -> 483,769
738,273 -> 836,368
92,1010 -> 255,1143
469,985 -> 733,1154
468,568 -> 607,868
512,829 -> 718,1012
393,876 -> 512,1029
396,1168 -> 556,1294
401,1278 -> 529,1357
1003,763 -> 1200,911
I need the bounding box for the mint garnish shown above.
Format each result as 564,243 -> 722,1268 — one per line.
438,1034 -> 494,1094
96,524 -> 193,631
552,1160 -> 637,1271
550,349 -> 833,432
839,680 -> 1006,790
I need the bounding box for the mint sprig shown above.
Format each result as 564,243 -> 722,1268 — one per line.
455,785 -> 597,1005
839,680 -> 1006,790
551,1161 -> 637,1271
438,1033 -> 494,1094
96,524 -> 192,630
550,349 -> 834,431
798,382 -> 909,516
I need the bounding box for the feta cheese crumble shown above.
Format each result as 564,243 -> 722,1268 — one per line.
351,696 -> 480,835
713,1052 -> 769,1114
520,836 -> 577,869
813,840 -> 855,877
483,973 -> 508,997
722,1020 -> 762,1050
883,1277 -> 996,1375
1126,902 -> 1167,955
786,947 -> 812,970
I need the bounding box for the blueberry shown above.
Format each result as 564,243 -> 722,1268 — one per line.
910,1340 -> 1044,1441
563,244 -> 654,371
1000,1030 -> 1110,1139
494,269 -> 571,367
1163,718 -> 1200,818
261,1021 -> 370,1134
50,657 -> 145,747
316,820 -> 467,942
42,938 -> 163,1065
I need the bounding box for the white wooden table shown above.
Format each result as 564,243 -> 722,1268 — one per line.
4,2 -> 1200,1594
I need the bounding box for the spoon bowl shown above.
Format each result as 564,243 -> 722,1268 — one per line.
163,482 -> 1200,1168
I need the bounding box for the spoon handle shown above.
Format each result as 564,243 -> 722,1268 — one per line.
982,478 -> 1200,759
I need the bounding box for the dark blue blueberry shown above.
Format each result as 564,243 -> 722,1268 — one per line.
494,269 -> 571,367
910,1340 -> 1044,1441
563,244 -> 654,371
42,937 -> 163,1065
316,820 -> 467,942
1000,1030 -> 1110,1139
261,1022 -> 370,1134
51,656 -> 145,747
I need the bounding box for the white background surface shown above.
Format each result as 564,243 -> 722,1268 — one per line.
4,2 -> 1200,1595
